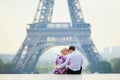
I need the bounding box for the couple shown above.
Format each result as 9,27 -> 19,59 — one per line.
53,46 -> 83,74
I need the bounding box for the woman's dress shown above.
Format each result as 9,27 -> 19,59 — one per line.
53,55 -> 67,74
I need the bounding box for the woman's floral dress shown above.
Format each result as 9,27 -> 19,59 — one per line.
53,55 -> 67,74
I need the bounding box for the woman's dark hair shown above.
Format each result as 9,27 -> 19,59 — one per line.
69,46 -> 75,51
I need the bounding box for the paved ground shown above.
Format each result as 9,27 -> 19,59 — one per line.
0,74 -> 120,80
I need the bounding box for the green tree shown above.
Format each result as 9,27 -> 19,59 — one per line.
0,59 -> 4,73
4,63 -> 13,73
88,61 -> 112,73
110,58 -> 120,73
95,61 -> 112,73
0,59 -> 14,74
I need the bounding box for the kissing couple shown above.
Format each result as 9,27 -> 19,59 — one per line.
53,46 -> 83,74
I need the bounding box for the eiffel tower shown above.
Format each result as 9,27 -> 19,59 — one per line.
12,0 -> 102,73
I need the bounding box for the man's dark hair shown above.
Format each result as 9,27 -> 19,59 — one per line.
69,46 -> 75,51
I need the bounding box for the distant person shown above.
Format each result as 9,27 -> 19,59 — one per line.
56,46 -> 83,74
53,48 -> 69,74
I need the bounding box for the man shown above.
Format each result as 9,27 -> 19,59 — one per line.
57,46 -> 83,74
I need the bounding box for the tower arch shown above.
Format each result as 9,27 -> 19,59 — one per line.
12,0 -> 102,73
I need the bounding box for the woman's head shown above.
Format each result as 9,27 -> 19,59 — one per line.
60,48 -> 69,55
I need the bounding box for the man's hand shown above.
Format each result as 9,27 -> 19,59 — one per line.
56,66 -> 60,69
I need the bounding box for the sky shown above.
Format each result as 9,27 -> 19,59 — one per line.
0,0 -> 120,54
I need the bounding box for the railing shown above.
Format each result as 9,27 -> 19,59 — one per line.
47,22 -> 71,28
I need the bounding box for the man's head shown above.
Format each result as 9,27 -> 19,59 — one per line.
69,46 -> 75,53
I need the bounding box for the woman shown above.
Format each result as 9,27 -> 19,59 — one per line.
53,48 -> 69,74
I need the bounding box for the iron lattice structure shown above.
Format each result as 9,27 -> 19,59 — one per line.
12,0 -> 102,73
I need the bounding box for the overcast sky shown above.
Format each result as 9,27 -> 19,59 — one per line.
0,0 -> 120,54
